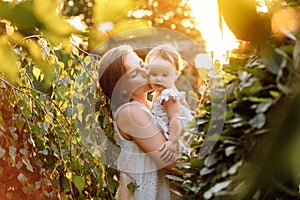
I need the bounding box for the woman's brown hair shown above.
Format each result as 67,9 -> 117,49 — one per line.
98,45 -> 133,99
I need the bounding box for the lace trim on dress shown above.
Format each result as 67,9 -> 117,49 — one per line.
157,88 -> 186,105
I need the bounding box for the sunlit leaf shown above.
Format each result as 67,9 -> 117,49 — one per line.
166,174 -> 184,182
0,147 -> 5,158
248,97 -> 270,103
189,91 -> 199,100
73,175 -> 85,194
9,145 -> 17,163
17,173 -> 28,185
22,158 -> 34,172
94,0 -> 139,23
249,113 -> 266,129
225,146 -> 236,157
277,82 -> 293,94
107,176 -> 119,192
0,36 -> 18,82
33,0 -> 76,37
211,180 -> 232,193
25,39 -> 44,61
0,1 -> 39,30
204,155 -> 217,168
64,107 -> 74,118
240,81 -> 263,95
66,172 -> 72,180
269,90 -> 281,100
293,40 -> 300,71
200,167 -> 215,176
256,101 -> 272,113
198,68 -> 209,81
112,19 -> 151,37
127,181 -> 139,194
228,161 -> 243,175
261,45 -> 280,74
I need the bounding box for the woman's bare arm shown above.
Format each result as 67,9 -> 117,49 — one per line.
116,104 -> 177,171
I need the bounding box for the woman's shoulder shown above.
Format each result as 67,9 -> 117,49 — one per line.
115,102 -> 160,138
116,102 -> 152,126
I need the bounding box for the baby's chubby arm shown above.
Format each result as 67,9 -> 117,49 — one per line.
159,98 -> 182,162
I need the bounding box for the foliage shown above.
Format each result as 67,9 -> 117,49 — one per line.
0,83 -> 56,199
168,6 -> 300,200
0,34 -> 119,199
0,0 -> 138,199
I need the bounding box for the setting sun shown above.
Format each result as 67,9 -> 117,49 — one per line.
188,0 -> 238,63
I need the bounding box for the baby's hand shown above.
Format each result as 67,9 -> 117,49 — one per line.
158,141 -> 178,162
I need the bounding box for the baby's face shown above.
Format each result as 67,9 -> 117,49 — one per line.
148,57 -> 177,92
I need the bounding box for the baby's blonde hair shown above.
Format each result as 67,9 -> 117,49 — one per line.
145,44 -> 183,73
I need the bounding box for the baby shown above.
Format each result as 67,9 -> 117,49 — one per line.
145,44 -> 193,161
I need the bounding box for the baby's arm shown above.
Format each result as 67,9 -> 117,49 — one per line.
159,98 -> 182,161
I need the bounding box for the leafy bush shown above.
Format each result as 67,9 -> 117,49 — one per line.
169,39 -> 300,199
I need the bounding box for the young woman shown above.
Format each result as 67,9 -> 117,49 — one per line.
98,45 -> 176,200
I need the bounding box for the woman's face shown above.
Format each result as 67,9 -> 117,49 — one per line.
122,52 -> 151,95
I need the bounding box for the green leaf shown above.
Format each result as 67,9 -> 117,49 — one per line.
277,82 -> 293,94
9,145 -> 17,163
293,40 -> 300,71
248,97 -> 271,103
269,90 -> 281,100
64,107 -> 74,118
189,91 -> 199,100
166,175 -> 184,182
204,155 -> 217,168
256,101 -> 272,113
34,0 -> 77,37
261,45 -> 280,75
0,36 -> 18,82
249,113 -> 266,129
94,0 -> 139,23
200,167 -> 215,176
225,146 -> 236,157
107,176 -> 119,193
112,19 -> 151,37
241,80 -> 263,96
73,175 -> 85,194
0,147 -> 5,158
17,173 -> 28,185
228,161 -> 243,175
127,181 -> 139,194
190,159 -> 204,167
0,1 -> 39,29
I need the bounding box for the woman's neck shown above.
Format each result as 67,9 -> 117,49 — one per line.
130,94 -> 151,108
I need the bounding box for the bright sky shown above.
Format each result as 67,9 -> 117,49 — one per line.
188,0 -> 238,65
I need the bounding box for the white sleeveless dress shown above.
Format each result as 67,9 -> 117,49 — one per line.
114,101 -> 171,200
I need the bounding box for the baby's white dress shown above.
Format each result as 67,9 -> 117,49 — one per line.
151,87 -> 193,151
114,101 -> 171,200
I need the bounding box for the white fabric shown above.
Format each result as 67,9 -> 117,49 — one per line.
114,101 -> 171,200
151,87 -> 193,152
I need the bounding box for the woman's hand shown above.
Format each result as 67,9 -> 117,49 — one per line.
158,141 -> 177,162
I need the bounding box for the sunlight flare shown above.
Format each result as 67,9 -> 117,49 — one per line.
188,0 -> 238,65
